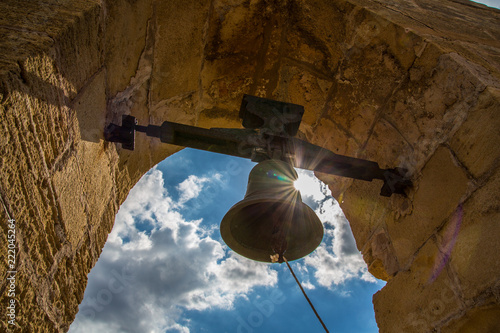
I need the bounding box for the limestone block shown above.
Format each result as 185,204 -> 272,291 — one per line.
52,154 -> 87,251
8,271 -> 57,332
312,8 -> 425,145
441,303 -> 500,333
362,228 -> 399,280
364,118 -> 413,170
54,0 -> 104,94
337,176 -> 394,251
151,0 -> 209,101
52,139 -> 117,250
0,1 -> 53,73
382,51 -> 495,173
0,3 -> 109,331
450,87 -> 500,179
200,0 -> 273,110
321,38 -> 410,144
348,0 -> 500,77
53,69 -> 111,250
373,238 -> 464,333
309,117 -> 360,158
284,0 -> 350,77
380,42 -> 441,146
51,257 -> 82,328
315,173 -> 354,201
446,165 -> 500,300
0,0 -> 103,86
322,93 -> 379,145
277,66 -> 332,127
197,106 -> 242,130
312,115 -> 360,201
0,89 -> 67,281
1,0 -> 500,332
387,146 -> 469,268
105,0 -> 153,96
6,51 -> 77,171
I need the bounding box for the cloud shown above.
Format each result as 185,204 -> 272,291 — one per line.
176,175 -> 210,205
295,169 -> 377,288
69,168 -> 276,333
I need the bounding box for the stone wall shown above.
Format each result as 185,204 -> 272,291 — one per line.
0,0 -> 499,331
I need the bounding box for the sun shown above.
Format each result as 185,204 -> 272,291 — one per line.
293,169 -> 321,198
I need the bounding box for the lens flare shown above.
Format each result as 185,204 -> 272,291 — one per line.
428,205 -> 463,284
266,169 -> 291,182
293,169 -> 320,198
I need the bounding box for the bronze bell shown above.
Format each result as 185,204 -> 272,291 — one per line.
220,159 -> 324,263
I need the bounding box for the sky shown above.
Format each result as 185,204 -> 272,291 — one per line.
68,148 -> 384,333
472,0 -> 500,7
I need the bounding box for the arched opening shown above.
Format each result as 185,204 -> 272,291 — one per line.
68,149 -> 385,332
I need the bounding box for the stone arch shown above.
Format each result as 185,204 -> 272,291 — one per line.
0,0 -> 499,331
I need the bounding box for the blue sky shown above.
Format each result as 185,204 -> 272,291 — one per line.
69,148 -> 384,333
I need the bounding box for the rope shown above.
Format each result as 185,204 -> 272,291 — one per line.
284,257 -> 330,333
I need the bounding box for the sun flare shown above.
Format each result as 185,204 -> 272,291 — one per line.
293,169 -> 321,197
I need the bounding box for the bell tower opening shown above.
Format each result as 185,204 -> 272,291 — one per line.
68,149 -> 384,333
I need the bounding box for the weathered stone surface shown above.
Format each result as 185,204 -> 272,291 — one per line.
152,0 -> 207,102
373,238 -> 464,332
104,0 -> 153,96
364,117 -> 413,169
450,87 -> 500,179
362,228 -> 399,280
0,1 -> 110,331
441,303 -> 500,333
348,0 -> 500,77
387,146 -> 469,268
53,69 -> 116,251
337,176 -> 393,248
0,0 -> 499,332
379,51 -> 495,174
446,165 -> 500,301
283,67 -> 332,130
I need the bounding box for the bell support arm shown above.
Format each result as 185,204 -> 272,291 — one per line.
251,133 -> 410,196
105,115 -> 411,196
135,120 -> 258,159
286,137 -> 411,196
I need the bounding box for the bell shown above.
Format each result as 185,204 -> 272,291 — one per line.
220,159 -> 324,262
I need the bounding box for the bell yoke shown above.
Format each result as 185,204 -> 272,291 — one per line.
105,94 -> 412,262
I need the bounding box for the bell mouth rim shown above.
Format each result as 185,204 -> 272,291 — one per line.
220,197 -> 324,263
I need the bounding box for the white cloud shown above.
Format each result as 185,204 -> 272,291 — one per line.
295,169 -> 377,288
69,168 -> 276,333
176,174 -> 210,205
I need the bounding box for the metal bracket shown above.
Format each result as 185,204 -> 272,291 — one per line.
380,168 -> 412,197
239,94 -> 304,137
104,115 -> 137,150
